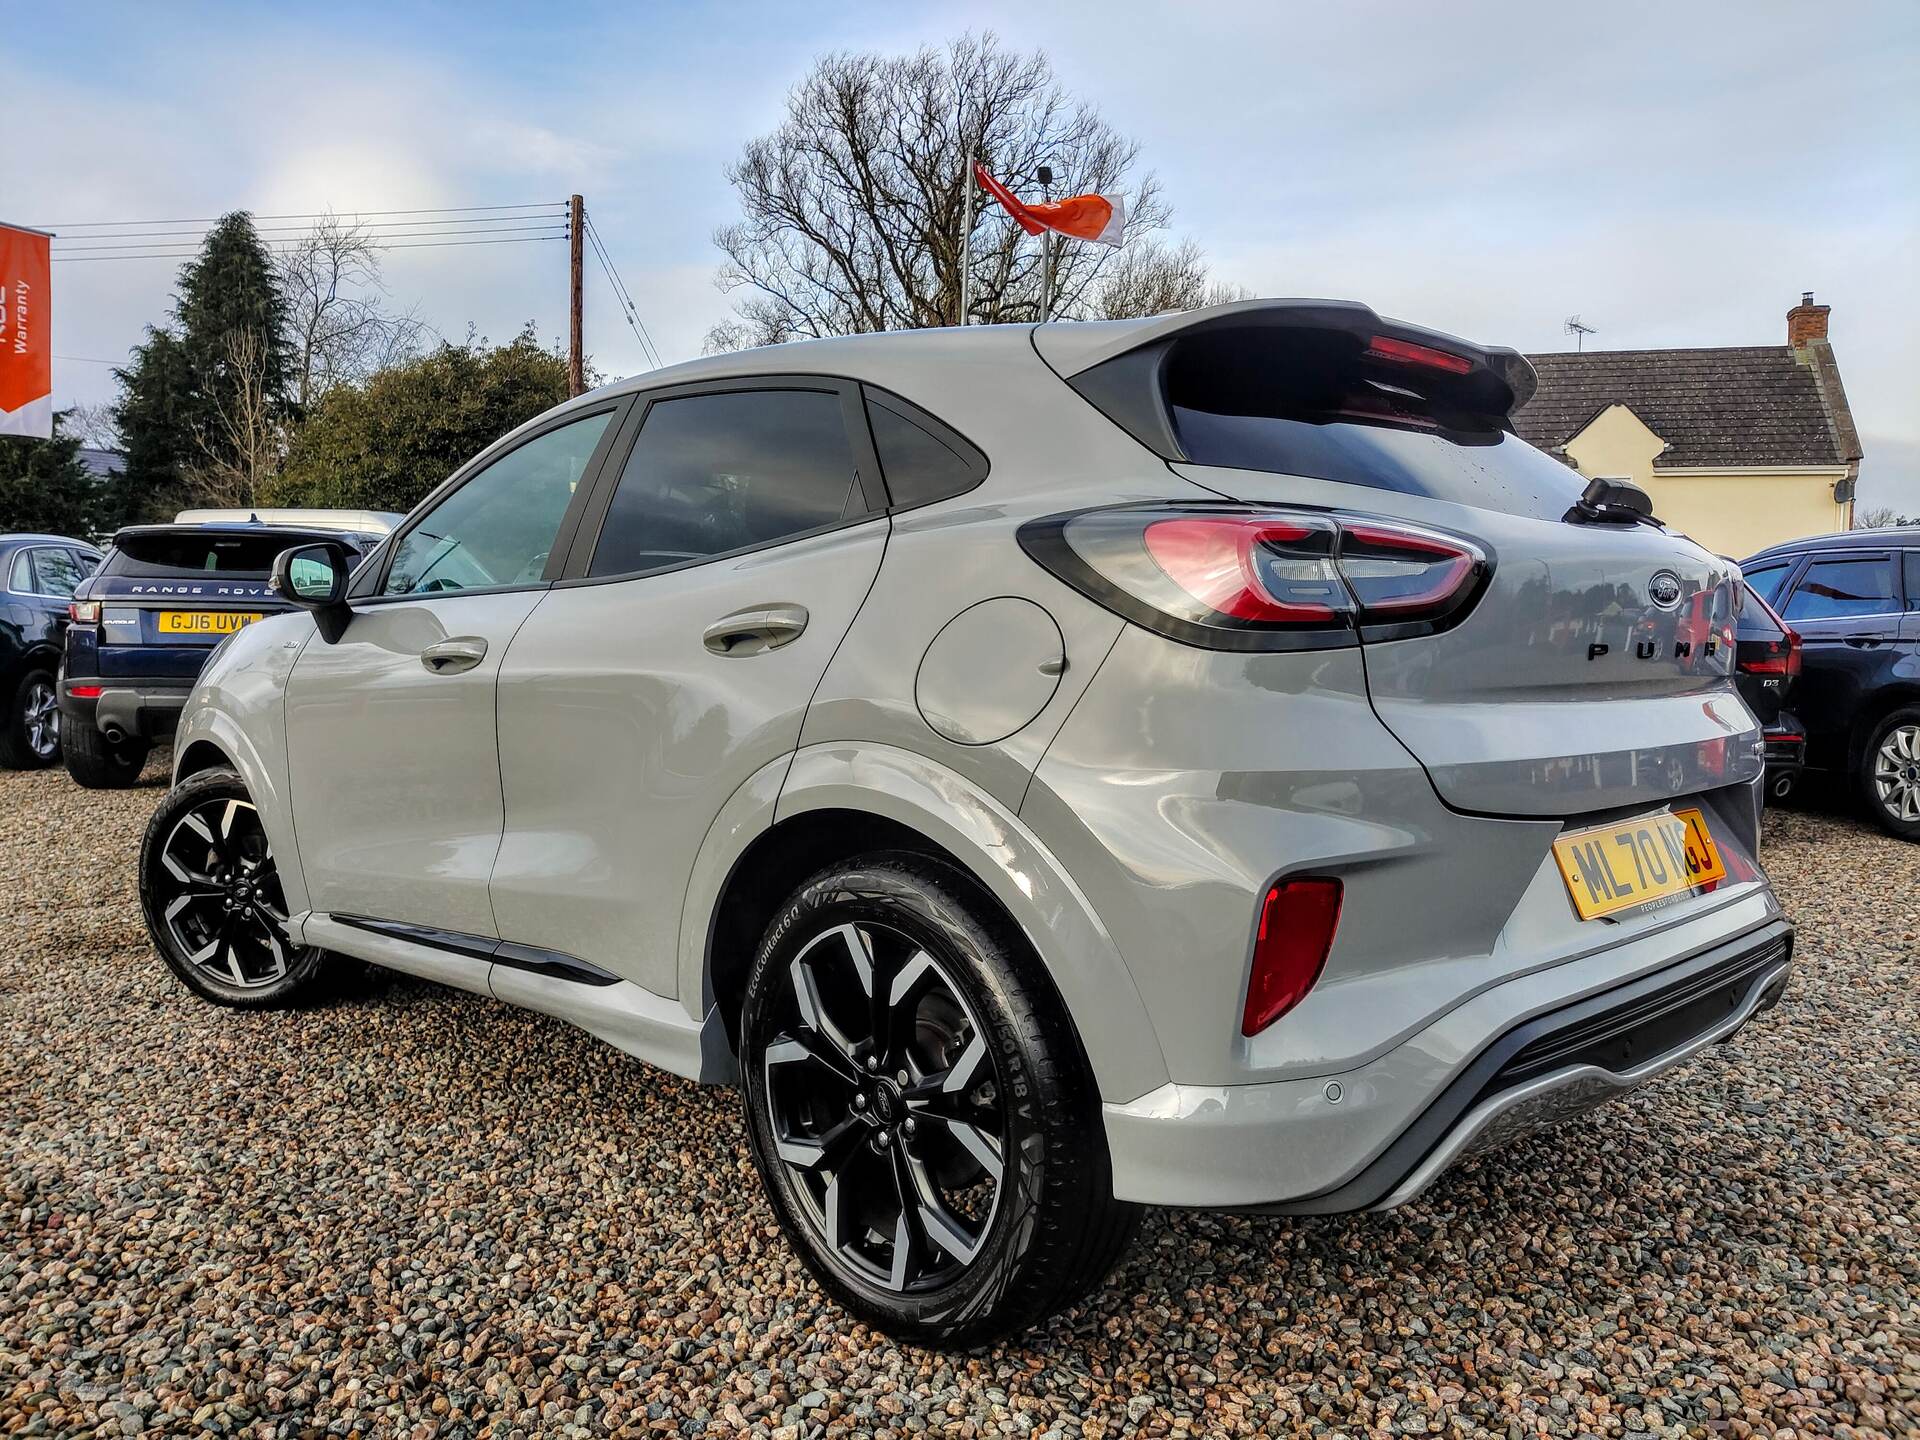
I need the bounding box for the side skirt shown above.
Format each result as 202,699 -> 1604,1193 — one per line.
301,912 -> 738,1085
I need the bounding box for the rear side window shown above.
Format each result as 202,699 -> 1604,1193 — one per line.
107,533 -> 302,579
30,548 -> 86,598
589,389 -> 865,578
863,389 -> 986,509
1741,560 -> 1793,607
1781,555 -> 1899,621
1906,552 -> 1920,611
7,551 -> 30,591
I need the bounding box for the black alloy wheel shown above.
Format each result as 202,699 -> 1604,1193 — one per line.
741,856 -> 1140,1346
139,767 -> 329,1006
758,917 -> 1007,1293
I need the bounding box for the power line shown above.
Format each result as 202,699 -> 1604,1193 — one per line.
582,211 -> 663,370
50,213 -> 567,244
54,223 -> 568,253
51,233 -> 568,263
37,201 -> 565,229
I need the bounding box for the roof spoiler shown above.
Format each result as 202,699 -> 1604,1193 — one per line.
1032,298 -> 1538,461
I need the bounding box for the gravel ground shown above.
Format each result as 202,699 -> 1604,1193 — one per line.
3,757 -> 1916,1439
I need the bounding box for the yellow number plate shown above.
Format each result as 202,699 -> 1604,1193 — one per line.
157,610 -> 265,635
1552,807 -> 1727,921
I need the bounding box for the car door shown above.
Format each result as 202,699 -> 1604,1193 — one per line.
1776,548 -> 1905,768
284,403 -> 626,936
489,378 -> 890,998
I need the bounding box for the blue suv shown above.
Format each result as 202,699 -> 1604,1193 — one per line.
62,513 -> 391,787
1742,526 -> 1920,838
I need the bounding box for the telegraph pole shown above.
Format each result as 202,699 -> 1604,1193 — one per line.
568,194 -> 585,396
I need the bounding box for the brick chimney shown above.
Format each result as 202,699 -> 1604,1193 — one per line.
1788,290 -> 1830,349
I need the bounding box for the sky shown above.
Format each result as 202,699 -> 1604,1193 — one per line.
9,1 -> 1918,508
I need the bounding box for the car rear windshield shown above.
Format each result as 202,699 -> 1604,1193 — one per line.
105,531 -> 348,579
1160,327 -> 1590,520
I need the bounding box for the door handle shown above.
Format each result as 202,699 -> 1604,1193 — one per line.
703,604 -> 809,656
420,636 -> 488,674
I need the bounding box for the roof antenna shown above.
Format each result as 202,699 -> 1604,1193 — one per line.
1564,315 -> 1597,351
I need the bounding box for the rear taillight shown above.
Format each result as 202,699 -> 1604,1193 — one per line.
1019,505 -> 1490,651
1740,629 -> 1802,677
69,600 -> 100,623
68,684 -> 101,698
1242,877 -> 1343,1035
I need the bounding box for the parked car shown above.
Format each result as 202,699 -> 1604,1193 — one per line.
0,534 -> 102,768
1733,578 -> 1806,801
1741,527 -> 1920,837
62,514 -> 393,788
140,301 -> 1791,1343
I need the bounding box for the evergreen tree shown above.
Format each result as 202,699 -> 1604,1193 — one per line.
0,416 -> 113,539
111,214 -> 291,520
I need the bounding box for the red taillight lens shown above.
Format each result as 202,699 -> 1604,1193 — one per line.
1243,877 -> 1343,1035
1021,505 -> 1489,652
1142,516 -> 1347,624
1739,629 -> 1802,677
68,684 -> 102,698
1784,630 -> 1802,677
1363,335 -> 1474,374
69,600 -> 101,623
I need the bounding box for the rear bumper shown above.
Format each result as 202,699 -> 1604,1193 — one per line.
1103,911 -> 1792,1210
60,677 -> 191,742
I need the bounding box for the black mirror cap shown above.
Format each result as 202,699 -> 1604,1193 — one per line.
269,543 -> 353,641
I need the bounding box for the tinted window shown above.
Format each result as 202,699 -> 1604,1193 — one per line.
7,550 -> 30,591
385,411 -> 612,596
31,548 -> 85,598
589,389 -> 863,578
1781,555 -> 1898,621
1906,552 -> 1920,611
865,391 -> 985,508
1742,560 -> 1792,606
107,532 -> 306,578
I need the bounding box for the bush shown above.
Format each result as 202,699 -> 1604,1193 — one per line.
266,327 -> 572,513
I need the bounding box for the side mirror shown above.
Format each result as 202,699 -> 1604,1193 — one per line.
270,543 -> 353,642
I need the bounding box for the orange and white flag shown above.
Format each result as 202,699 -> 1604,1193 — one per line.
0,223 -> 54,439
974,163 -> 1126,247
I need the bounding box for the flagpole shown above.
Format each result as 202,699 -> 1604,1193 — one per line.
959,150 -> 974,326
1039,171 -> 1053,324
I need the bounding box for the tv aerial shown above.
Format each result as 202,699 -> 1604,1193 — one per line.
1564,315 -> 1598,351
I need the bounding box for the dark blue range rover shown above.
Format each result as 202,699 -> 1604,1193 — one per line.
61,512 -> 393,787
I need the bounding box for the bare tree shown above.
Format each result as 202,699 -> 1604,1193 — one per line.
277,215 -> 433,410
1855,505 -> 1912,529
61,401 -> 123,453
184,328 -> 282,508
707,33 -> 1232,350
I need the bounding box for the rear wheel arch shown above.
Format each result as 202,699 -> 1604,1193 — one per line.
695,747 -> 1170,1105
1848,683 -> 1920,768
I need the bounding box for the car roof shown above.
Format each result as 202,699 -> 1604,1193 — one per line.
1,533 -> 99,549
1744,526 -> 1920,565
110,522 -> 383,547
171,507 -> 404,534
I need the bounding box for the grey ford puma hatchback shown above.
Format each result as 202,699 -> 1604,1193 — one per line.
141,300 -> 1791,1343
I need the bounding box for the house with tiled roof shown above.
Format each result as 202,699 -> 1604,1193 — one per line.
1515,293 -> 1861,556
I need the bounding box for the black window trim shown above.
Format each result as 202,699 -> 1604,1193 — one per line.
858,383 -> 991,514
1776,547 -> 1908,624
553,374 -> 889,587
350,396 -> 635,604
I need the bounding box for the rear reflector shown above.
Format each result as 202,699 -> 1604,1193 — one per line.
1242,877 -> 1343,1036
68,684 -> 102,698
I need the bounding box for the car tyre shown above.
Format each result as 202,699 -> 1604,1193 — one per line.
139,766 -> 331,1008
740,853 -> 1140,1347
1859,705 -> 1920,841
0,667 -> 62,770
63,719 -> 151,789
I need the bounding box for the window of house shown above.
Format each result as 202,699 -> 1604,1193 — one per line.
1781,555 -> 1899,621
588,389 -> 866,578
384,411 -> 613,596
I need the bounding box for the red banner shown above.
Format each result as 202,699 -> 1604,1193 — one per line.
0,223 -> 53,438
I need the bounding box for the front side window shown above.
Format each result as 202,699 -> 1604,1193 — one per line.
589,389 -> 863,578
31,548 -> 85,598
384,411 -> 612,596
1781,555 -> 1898,621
